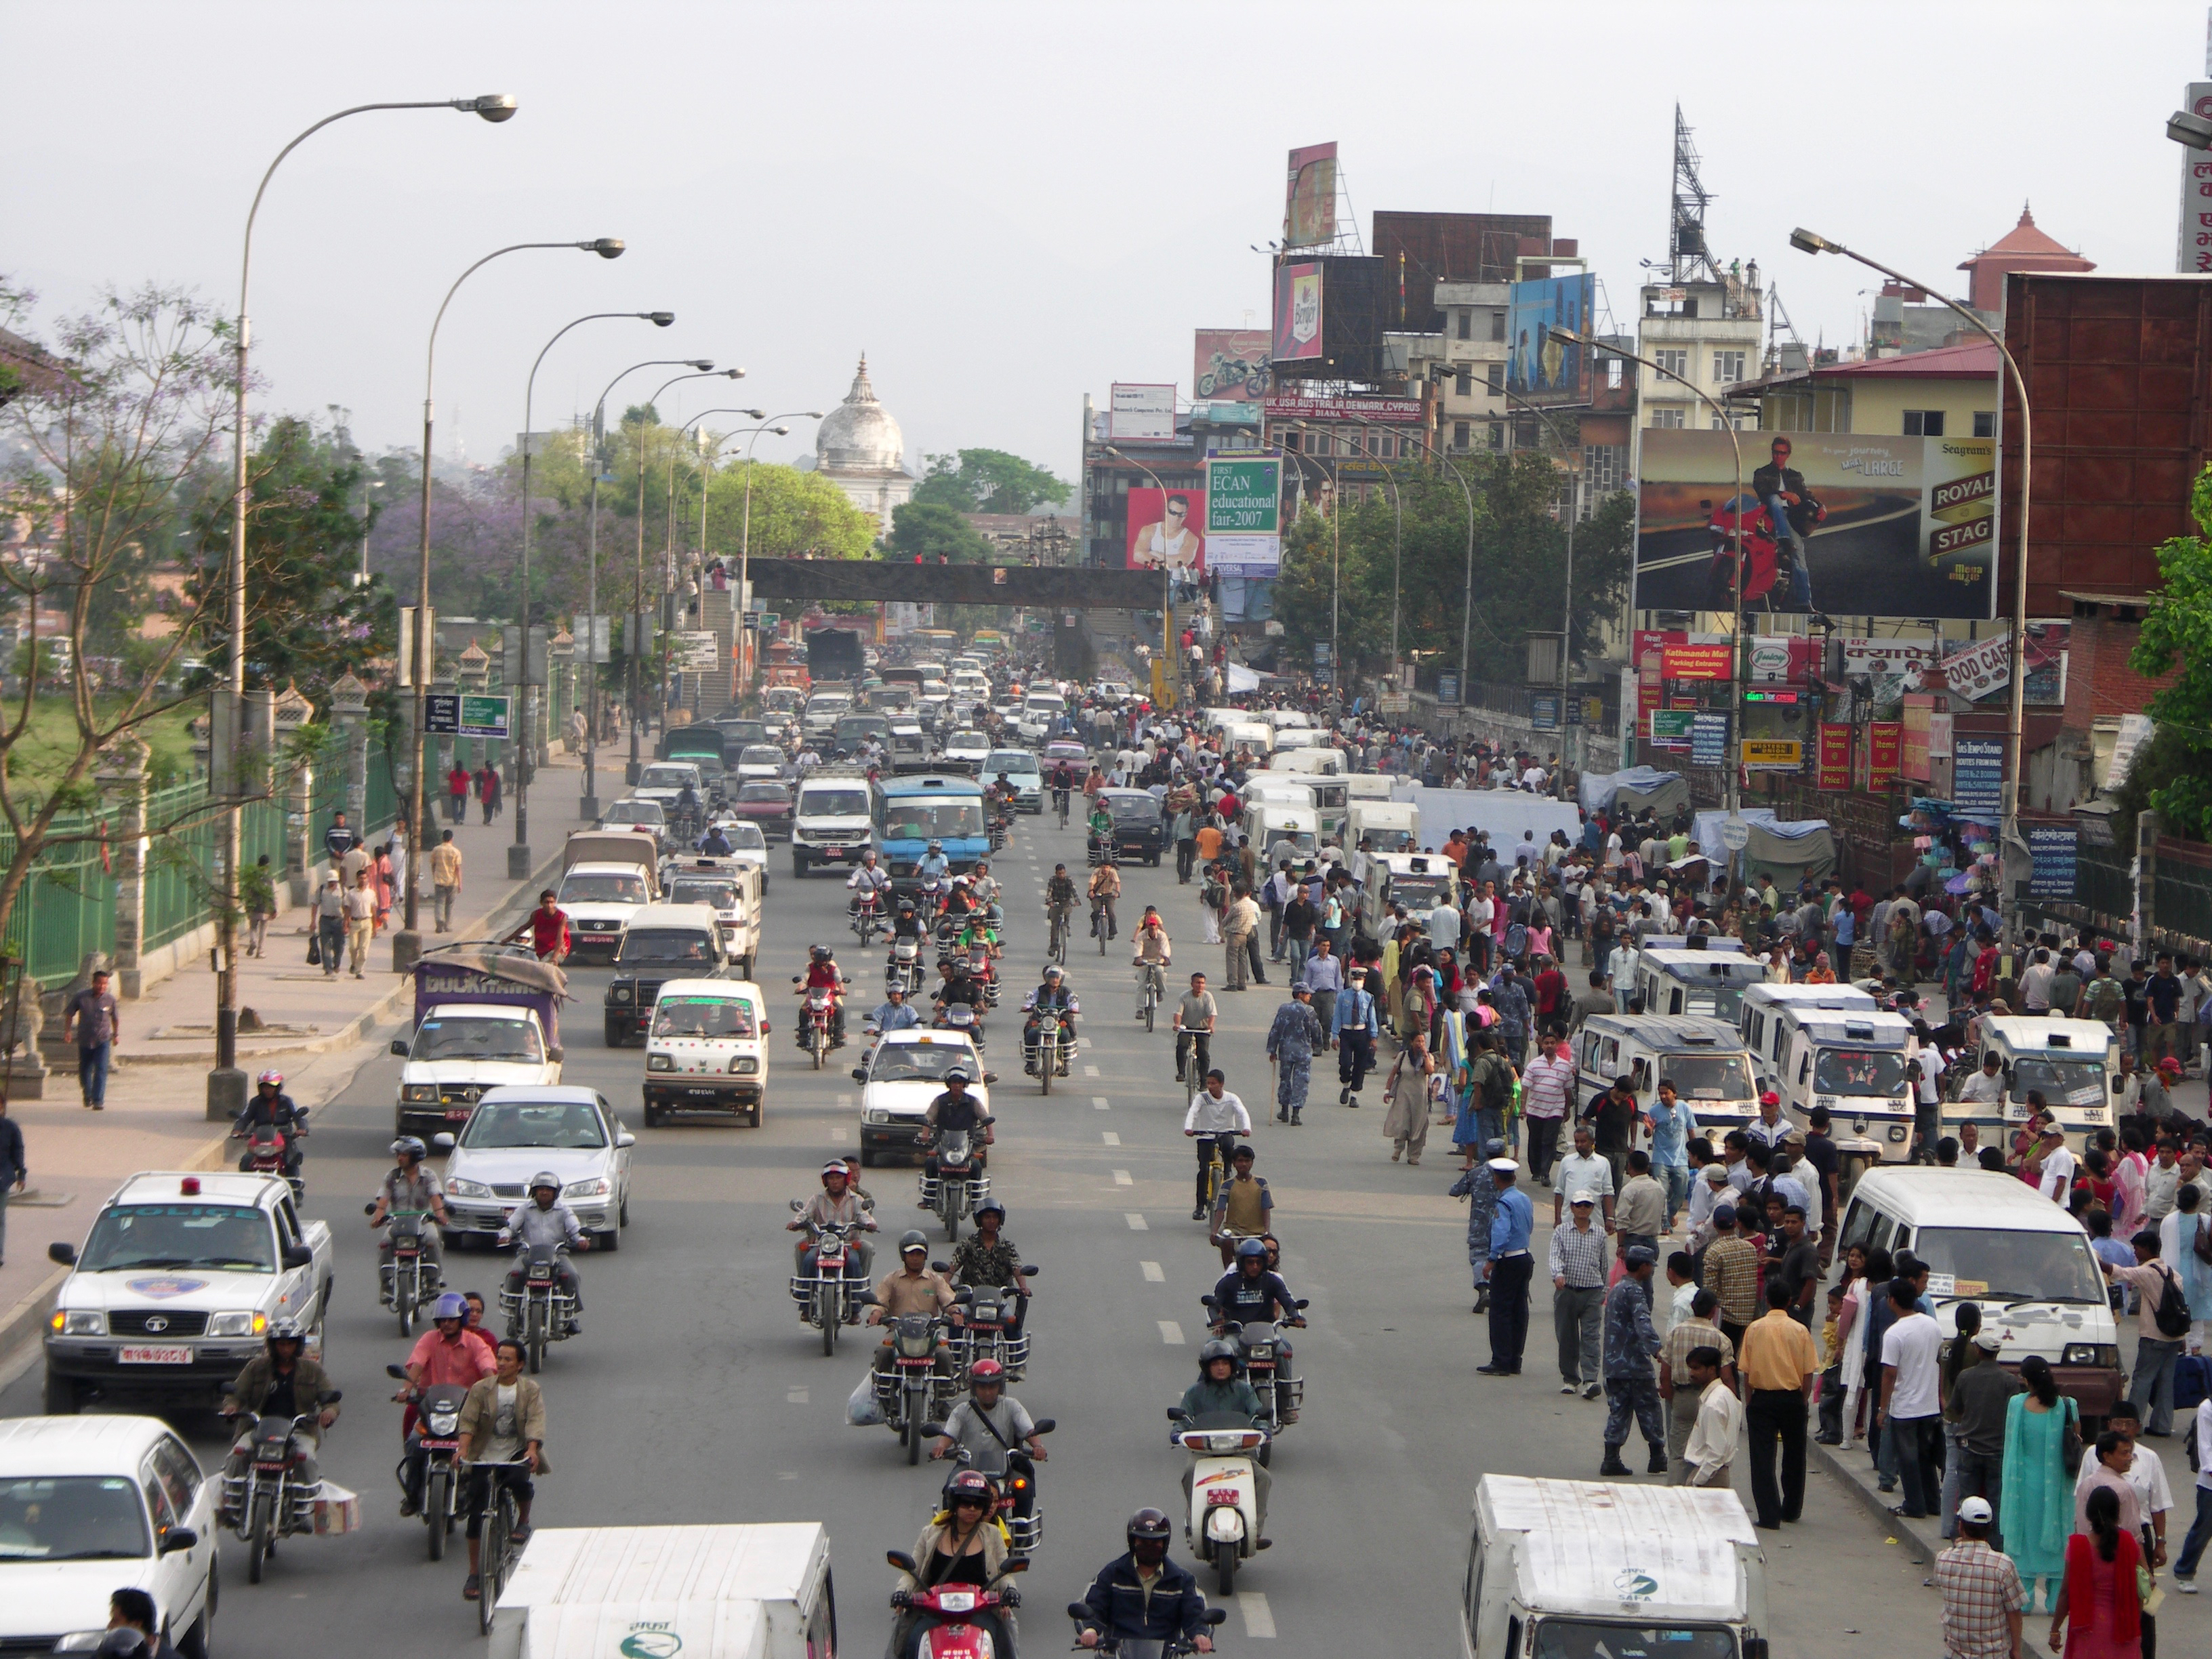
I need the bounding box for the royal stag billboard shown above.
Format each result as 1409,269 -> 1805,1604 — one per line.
1634,430 -> 1998,621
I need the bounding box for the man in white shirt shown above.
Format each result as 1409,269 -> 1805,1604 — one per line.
1428,900 -> 1461,954
1881,1279 -> 1946,1519
1681,1347 -> 1744,1488
2032,1125 -> 2078,1202
1955,1052 -> 2005,1117
1605,939 -> 1639,995
1553,1122 -> 1616,1230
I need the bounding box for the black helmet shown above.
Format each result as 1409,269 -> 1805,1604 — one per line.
1235,1237 -> 1269,1264
943,1468 -> 998,1511
1126,1507 -> 1172,1557
972,1197 -> 1005,1223
1198,1338 -> 1241,1372
898,1229 -> 930,1255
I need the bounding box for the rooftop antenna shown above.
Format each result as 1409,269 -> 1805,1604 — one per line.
1668,104 -> 1717,285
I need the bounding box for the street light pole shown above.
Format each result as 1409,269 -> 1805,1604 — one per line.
214,91 -> 514,1116
510,310 -> 672,879
730,413 -> 819,698
1790,228 -> 2035,922
676,407 -> 773,703
392,234 -> 626,974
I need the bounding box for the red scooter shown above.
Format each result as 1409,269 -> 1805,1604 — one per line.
886,1554 -> 1025,1658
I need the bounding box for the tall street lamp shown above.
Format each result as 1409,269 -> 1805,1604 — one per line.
675,407 -> 769,709
1790,227 -> 2036,908
392,234 -> 626,973
509,309 -> 674,879
1312,416 -> 1409,678
701,411 -> 819,698
213,90 -> 514,1117
1552,325 -> 1747,811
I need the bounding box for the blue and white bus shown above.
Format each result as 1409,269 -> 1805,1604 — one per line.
872,773 -> 990,887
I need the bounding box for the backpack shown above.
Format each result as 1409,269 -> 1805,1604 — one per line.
1480,1055 -> 1514,1115
2175,1352 -> 2211,1415
2152,1264 -> 2194,1339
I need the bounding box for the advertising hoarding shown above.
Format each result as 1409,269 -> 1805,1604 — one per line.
1691,713 -> 1729,766
1272,262 -> 1324,363
1204,457 -> 1281,577
1125,487 -> 1205,577
1635,430 -> 1999,619
1817,724 -> 1852,790
1660,642 -> 1734,680
1261,393 -> 1422,424
1952,738 -> 2005,821
1506,274 -> 1595,407
2028,825 -> 2078,899
1193,329 -> 1273,402
1746,636 -> 1819,684
1901,694 -> 1935,783
1867,722 -> 1902,790
1649,709 -> 1695,745
1742,739 -> 1802,771
425,693 -> 510,740
1109,383 -> 1176,443
1284,143 -> 1338,248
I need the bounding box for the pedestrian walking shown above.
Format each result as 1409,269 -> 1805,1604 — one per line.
1948,1327 -> 2022,1549
1332,966 -> 1378,1107
1599,1246 -> 1668,1476
2001,1355 -> 2081,1612
314,875 -> 345,977
1458,1031 -> 1515,1164
1382,1034 -> 1435,1166
1519,1035 -> 1575,1190
1881,1274 -> 1946,1519
62,967 -> 119,1111
475,762 -> 500,823
1702,1204 -> 1764,1349
373,843 -> 394,933
1550,1194 -> 1610,1397
2174,1391 -> 2212,1592
1679,1347 -> 1742,1490
430,830 -> 464,934
1615,1151 -> 1667,1262
343,869 -> 378,979
0,1094 -> 26,1266
1303,937 -> 1342,1038
2103,1227 -> 2190,1436
241,853 -> 277,957
1738,1277 -> 1821,1529
447,764 -> 471,824
1221,886 -> 1258,991
1450,1136 -> 1508,1312
1936,1497 -> 2028,1659
1263,981 -> 1324,1126
1660,1288 -> 1736,1481
1477,1155 -> 1535,1376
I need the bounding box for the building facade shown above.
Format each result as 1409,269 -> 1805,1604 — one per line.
815,356 -> 915,527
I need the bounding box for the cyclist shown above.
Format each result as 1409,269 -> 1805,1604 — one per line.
1132,904 -> 1172,1019
457,1334 -> 544,1603
1043,863 -> 1078,956
1087,855 -> 1120,943
1021,964 -> 1080,1077
1049,759 -> 1076,824
1183,1066 -> 1251,1221
1085,794 -> 1115,867
1172,970 -> 1218,1086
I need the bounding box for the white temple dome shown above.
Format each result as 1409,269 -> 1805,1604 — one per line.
815,355 -> 904,473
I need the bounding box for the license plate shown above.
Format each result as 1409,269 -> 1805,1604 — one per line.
418,1439 -> 459,1452
821,848 -> 846,861
119,1345 -> 194,1365
445,1109 -> 472,1120
1206,1489 -> 1241,1505
684,1086 -> 722,1099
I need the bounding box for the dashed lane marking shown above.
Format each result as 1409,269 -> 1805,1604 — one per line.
1113,1169 -> 1133,1185
1236,1592 -> 1277,1639
1092,1096 -> 1111,1109
786,1387 -> 808,1404
1103,1131 -> 1121,1145
829,1126 -> 848,1143
1141,1261 -> 1164,1282
1083,1064 -> 1101,1078
1125,1212 -> 1149,1231
1158,1320 -> 1183,1345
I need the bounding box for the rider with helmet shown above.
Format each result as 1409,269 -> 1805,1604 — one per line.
496,1174 -> 590,1332
890,1468 -> 1018,1658
1174,1340 -> 1273,1542
232,1069 -> 308,1179
931,1357 -> 1048,1526
787,1158 -> 877,1285
798,943 -> 848,1050
368,1134 -> 452,1284
918,838 -> 951,883
697,820 -> 734,857
1210,1237 -> 1305,1410
398,1291 -> 497,1515
1021,964 -> 1080,1076
218,1317 -> 340,1505
947,1197 -> 1030,1338
674,777 -> 701,832
868,1230 -> 958,1378
847,848 -> 893,922
920,1067 -> 994,1189
1074,1509 -> 1216,1653
889,895 -> 928,942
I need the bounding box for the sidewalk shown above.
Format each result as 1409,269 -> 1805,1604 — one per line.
0,756 -> 593,1377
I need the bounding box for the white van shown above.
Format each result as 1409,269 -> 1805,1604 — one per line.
1354,851 -> 1460,933
1346,800 -> 1418,853
1740,984 -> 1911,1177
1949,1015 -> 2122,1150
1269,726 -> 1325,754
643,977 -> 769,1128
790,766 -> 874,877
1831,1169 -> 2125,1421
1261,708 -> 1313,732
1267,750 -> 1348,836
1343,773 -> 1396,803
1220,718 -> 1273,759
489,1523 -> 836,1659
1572,1015 -> 1759,1145
1247,804 -> 1322,868
1631,942 -> 1765,1025
1462,1475 -> 1769,1659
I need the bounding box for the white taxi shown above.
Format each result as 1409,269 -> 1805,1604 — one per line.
643,978 -> 770,1128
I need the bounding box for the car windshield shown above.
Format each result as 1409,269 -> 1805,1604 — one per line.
560,872 -> 647,904
0,1476 -> 149,1561
716,720 -> 769,745
949,732 -> 987,749
1364,828 -> 1415,851
459,1101 -> 607,1150
1393,876 -> 1454,909
1532,1622 -> 1738,1659
879,800 -> 986,839
412,1015 -> 543,1064
1912,1227 -> 2109,1305
987,754 -> 1037,777
78,1204 -> 275,1273
652,996 -> 759,1039
801,788 -> 869,817
617,928 -> 716,964
607,801 -> 664,826
871,1042 -> 977,1084
738,782 -> 792,804
1658,1053 -> 1755,1102
1674,984 -> 1749,1022
740,747 -> 785,768
2013,1057 -> 2108,1107
1106,796 -> 1159,823
1814,1046 -> 1909,1096
721,821 -> 766,848
669,879 -> 739,911
639,766 -> 696,790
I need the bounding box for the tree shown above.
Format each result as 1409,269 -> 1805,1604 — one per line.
913,449 -> 1069,514
884,500 -> 995,565
2127,464 -> 2212,840
701,461 -> 874,562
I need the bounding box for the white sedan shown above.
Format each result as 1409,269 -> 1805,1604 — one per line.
441,1086 -> 635,1248
941,730 -> 991,773
853,1028 -> 995,1166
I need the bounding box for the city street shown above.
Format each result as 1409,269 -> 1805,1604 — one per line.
5,808 -> 1954,1656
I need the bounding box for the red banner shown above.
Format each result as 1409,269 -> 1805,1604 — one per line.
1661,642 -> 1734,681
1867,722 -> 1903,790
1632,629 -> 1686,669
1637,663 -> 1661,748
1817,723 -> 1851,790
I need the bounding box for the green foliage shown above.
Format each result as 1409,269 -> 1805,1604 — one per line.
884,500 -> 995,565
2127,464 -> 2212,840
701,462 -> 874,562
914,449 -> 1069,514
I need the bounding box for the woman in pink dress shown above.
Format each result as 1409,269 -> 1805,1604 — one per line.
2048,1486 -> 2144,1659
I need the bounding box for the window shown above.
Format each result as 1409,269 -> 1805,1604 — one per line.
1490,309 -> 1507,342
1487,422 -> 1504,450
1606,359 -> 1624,390
1452,421 -> 1471,450
1456,309 -> 1471,340
1486,364 -> 1504,394
1904,409 -> 1946,436
1650,407 -> 1686,429
1711,350 -> 1746,384
1655,348 -> 1688,378
1973,411 -> 1996,438
1455,369 -> 1472,398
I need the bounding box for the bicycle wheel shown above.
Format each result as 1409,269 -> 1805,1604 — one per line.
1143,987 -> 1155,1033
1097,911 -> 1107,956
478,1488 -> 509,1635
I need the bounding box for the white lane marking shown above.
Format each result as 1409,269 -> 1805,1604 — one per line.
1158,1320 -> 1183,1345
836,1092 -> 853,1108
1092,1096 -> 1111,1109
786,1387 -> 808,1404
1113,1169 -> 1133,1185
1236,1592 -> 1277,1639
1141,1261 -> 1164,1282
829,1126 -> 848,1143
1083,1064 -> 1101,1078
1125,1212 -> 1149,1230
778,1471 -> 798,1481
1102,1131 -> 1121,1145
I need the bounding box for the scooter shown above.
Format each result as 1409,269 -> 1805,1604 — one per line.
788,1207 -> 871,1355
1166,1408 -> 1271,1597
1066,1601 -> 1228,1657
384,1364 -> 466,1560
1200,1298 -> 1309,1433
918,1127 -> 990,1242
886,1551 -> 1027,1659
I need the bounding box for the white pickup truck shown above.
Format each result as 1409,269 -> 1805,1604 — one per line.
42,1170 -> 337,1416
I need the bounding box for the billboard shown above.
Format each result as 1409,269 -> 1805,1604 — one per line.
1126,487 -> 1205,577
1261,392 -> 1421,424
1204,457 -> 1281,577
1284,143 -> 1338,249
1507,274 -> 1595,407
1194,329 -> 1273,402
1109,383 -> 1175,443
1273,262 -> 1324,363
1635,430 -> 1998,620
2181,83 -> 2212,272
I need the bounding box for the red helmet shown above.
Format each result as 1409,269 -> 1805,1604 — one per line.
968,1358 -> 1006,1388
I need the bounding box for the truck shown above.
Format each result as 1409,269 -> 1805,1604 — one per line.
804,625 -> 865,682
43,1171 -> 337,1416
487,1523 -> 837,1659
392,945 -> 569,1135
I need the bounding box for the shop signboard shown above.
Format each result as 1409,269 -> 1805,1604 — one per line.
2027,824 -> 2078,899
1867,722 -> 1903,790
1817,723 -> 1851,790
1661,642 -> 1734,680
1691,713 -> 1729,766
1741,738 -> 1803,772
1951,737 -> 2005,821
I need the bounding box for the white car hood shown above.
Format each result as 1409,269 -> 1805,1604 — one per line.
58,1266 -> 276,1314
865,1079 -> 991,1120
402,1059 -> 552,1088
3,1560 -> 159,1641
562,902 -> 642,926
445,1147 -> 611,1188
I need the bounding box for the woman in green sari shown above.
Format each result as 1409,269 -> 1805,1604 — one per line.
1999,1353 -> 2078,1612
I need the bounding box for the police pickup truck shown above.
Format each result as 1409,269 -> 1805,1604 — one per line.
42,1171 -> 337,1416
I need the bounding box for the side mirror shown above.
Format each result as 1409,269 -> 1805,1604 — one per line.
953,1288 -> 974,1304
920,1421 -> 947,1437
1031,1417 -> 1057,1435
615,1132 -> 636,1149
982,1071 -> 1000,1086
1295,1298 -> 1311,1309
1200,1294 -> 1216,1309
790,1199 -> 805,1212
1166,1406 -> 1192,1422
1742,1641 -> 1768,1659
390,1040 -> 410,1057
363,1202 -> 379,1216
159,1527 -> 199,1555
1067,1603 -> 1094,1622
282,1244 -> 314,1270
432,1134 -> 455,1153
547,1045 -> 565,1063
323,1388 -> 343,1404
1206,1607 -> 1230,1626
792,975 -> 803,984
851,1068 -> 867,1082
857,1291 -> 878,1307
1020,1265 -> 1039,1277
47,1241 -> 77,1267
886,1549 -> 918,1574
385,1363 -> 408,1380
1000,1556 -> 1030,1574
931,1261 -> 950,1273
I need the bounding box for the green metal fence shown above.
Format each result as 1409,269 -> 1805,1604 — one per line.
142,778 -> 218,954
2154,853 -> 2212,951
0,810 -> 117,987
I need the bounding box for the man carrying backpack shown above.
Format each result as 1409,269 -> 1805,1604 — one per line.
2104,1226 -> 2196,1437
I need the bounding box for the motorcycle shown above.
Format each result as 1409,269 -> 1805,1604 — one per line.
888,933 -> 926,996
869,1306 -> 958,1465
233,1113 -> 306,1201
1066,1601 -> 1228,1658
935,1001 -> 985,1051
788,1206 -> 871,1355
961,943 -> 1000,1008
1028,1004 -> 1076,1095
792,977 -> 838,1070
1705,492 -> 1783,612
923,1414 -> 1057,1555
369,1204 -> 439,1336
916,878 -> 948,930
1202,1297 -> 1309,1433
943,1263 -> 1037,1376
852,888 -> 884,945
500,1242 -> 577,1373
1165,1407 -> 1271,1597
887,1553 -> 1027,1659
221,1393 -> 338,1585
918,1127 -> 990,1242
384,1364 -> 466,1560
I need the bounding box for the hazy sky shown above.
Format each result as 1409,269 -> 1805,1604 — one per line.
9,1 -> 2206,489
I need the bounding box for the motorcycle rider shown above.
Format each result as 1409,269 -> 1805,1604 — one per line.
218,1317 -> 340,1510
697,820 -> 734,857
847,848 -> 893,927
796,943 -> 848,1050
1074,1509 -> 1216,1653
920,1066 -> 995,1193
987,772 -> 1019,827
1174,1340 -> 1273,1545
397,1292 -> 497,1515
890,1469 -> 1017,1659
673,778 -> 702,838
1210,1237 -> 1305,1412
231,1069 -> 307,1180
931,1357 -> 1047,1529
367,1134 -> 451,1288
497,1173 -> 589,1334
918,838 -> 951,883
787,1158 -> 878,1287
869,1231 -> 958,1378
1021,964 -> 1079,1077
872,983 -> 922,1033
947,1197 -> 1031,1338
968,861 -> 1003,916
1087,853 -> 1120,941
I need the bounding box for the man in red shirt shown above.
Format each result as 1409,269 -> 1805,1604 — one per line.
798,945 -> 848,1049
398,1293 -> 497,1515
1532,954 -> 1568,1027
529,890 -> 571,963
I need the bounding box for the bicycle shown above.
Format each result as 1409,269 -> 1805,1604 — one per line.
1092,898 -> 1111,956
1053,787 -> 1071,830
1174,1029 -> 1208,1115
1047,904 -> 1071,967
1134,960 -> 1165,1032
468,1458 -> 533,1635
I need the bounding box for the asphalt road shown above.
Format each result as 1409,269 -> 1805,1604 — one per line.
5,806 -> 1948,1656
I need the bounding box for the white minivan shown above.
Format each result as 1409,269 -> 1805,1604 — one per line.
1740,983 -> 1912,1180
643,977 -> 770,1128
